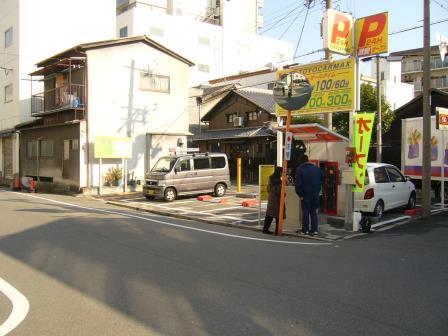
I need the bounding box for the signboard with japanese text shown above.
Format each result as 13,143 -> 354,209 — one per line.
355,12 -> 388,57
353,113 -> 375,192
285,132 -> 293,161
259,165 -> 275,201
94,136 -> 132,159
322,9 -> 354,55
276,58 -> 355,116
436,107 -> 448,130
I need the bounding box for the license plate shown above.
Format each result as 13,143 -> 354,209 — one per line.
146,189 -> 155,195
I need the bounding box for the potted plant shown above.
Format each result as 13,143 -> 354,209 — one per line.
104,167 -> 123,186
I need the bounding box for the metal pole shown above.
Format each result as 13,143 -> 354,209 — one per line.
98,158 -> 102,196
237,157 -> 242,192
377,56 -> 382,162
277,110 -> 291,236
442,129 -> 445,209
324,0 -> 333,130
422,0 -> 431,218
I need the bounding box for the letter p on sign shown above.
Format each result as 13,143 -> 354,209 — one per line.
355,12 -> 388,57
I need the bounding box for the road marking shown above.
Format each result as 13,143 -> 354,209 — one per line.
0,277 -> 30,336
147,203 -> 257,222
200,206 -> 245,213
2,191 -> 330,246
371,215 -> 411,229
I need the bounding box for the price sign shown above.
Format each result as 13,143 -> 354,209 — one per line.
276,58 -> 355,116
436,107 -> 448,130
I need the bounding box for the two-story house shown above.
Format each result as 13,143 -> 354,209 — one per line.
18,36 -> 193,192
193,86 -> 277,182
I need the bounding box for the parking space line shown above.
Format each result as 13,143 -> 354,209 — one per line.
371,215 -> 411,229
200,206 -> 245,213
149,203 -> 258,222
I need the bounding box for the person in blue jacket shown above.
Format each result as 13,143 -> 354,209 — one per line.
295,155 -> 324,236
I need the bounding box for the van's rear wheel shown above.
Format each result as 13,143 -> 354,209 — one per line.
164,187 -> 177,202
214,183 -> 226,197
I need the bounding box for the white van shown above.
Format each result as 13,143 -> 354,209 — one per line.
143,152 -> 231,201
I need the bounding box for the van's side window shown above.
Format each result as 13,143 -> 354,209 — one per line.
194,157 -> 210,170
211,156 -> 226,169
179,159 -> 191,171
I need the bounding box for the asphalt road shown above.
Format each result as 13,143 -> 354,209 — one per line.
0,189 -> 447,336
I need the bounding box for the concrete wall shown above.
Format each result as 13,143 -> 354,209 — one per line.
86,41 -> 190,185
117,4 -> 292,85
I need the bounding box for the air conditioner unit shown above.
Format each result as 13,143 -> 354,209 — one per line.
233,117 -> 244,127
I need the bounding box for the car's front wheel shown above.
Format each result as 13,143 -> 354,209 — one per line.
164,187 -> 177,202
373,200 -> 384,218
214,183 -> 227,197
407,192 -> 416,209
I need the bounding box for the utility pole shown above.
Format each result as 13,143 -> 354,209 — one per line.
376,56 -> 382,162
324,0 -> 333,130
422,0 -> 431,218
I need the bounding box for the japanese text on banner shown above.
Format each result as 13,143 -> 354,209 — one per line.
353,113 -> 375,192
276,58 -> 355,116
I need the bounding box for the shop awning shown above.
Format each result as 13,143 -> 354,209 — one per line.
277,123 -> 348,143
193,126 -> 275,141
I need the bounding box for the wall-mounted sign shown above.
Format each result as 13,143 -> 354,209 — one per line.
436,107 -> 448,130
94,136 -> 132,159
355,12 -> 388,57
276,58 -> 355,116
322,9 -> 354,55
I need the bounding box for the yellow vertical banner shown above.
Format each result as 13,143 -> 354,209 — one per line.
237,158 -> 242,192
259,165 -> 275,201
353,113 -> 375,192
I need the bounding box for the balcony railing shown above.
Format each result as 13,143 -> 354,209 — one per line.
31,84 -> 85,115
413,77 -> 448,92
402,57 -> 448,73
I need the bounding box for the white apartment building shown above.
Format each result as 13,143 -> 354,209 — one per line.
116,0 -> 293,86
0,0 -> 116,184
370,57 -> 414,111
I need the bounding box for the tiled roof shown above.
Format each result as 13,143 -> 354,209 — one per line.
235,87 -> 275,116
193,126 -> 275,141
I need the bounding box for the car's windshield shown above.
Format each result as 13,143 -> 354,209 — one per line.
151,157 -> 177,173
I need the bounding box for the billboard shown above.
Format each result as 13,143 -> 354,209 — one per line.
94,136 -> 132,159
355,12 -> 388,57
323,9 -> 354,55
276,58 -> 355,116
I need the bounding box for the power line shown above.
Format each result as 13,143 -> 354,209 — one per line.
293,4 -> 311,59
260,4 -> 304,34
278,7 -> 306,39
389,18 -> 448,35
433,0 -> 448,12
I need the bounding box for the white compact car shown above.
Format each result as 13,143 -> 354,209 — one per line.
354,163 -> 416,218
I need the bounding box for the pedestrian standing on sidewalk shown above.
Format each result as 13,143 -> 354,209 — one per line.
295,155 -> 323,236
262,167 -> 285,235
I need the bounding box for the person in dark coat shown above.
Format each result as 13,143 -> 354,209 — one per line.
262,167 -> 285,235
295,155 -> 324,236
